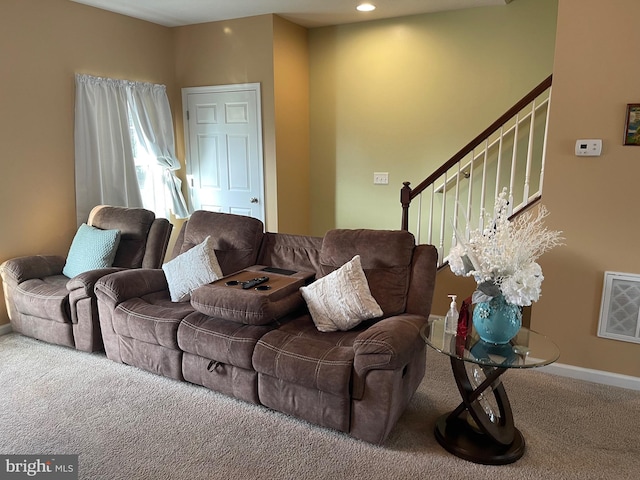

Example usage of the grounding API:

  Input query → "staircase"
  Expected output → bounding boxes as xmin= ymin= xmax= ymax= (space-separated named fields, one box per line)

xmin=400 ymin=75 xmax=553 ymax=268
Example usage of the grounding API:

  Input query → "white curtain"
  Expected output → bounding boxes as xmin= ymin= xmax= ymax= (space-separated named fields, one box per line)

xmin=74 ymin=74 xmax=143 ymax=225
xmin=74 ymin=74 xmax=189 ymax=225
xmin=127 ymin=83 xmax=189 ymax=218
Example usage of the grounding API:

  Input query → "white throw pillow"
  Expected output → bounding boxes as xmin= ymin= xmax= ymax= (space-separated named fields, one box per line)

xmin=162 ymin=236 xmax=223 ymax=302
xmin=300 ymin=255 xmax=383 ymax=332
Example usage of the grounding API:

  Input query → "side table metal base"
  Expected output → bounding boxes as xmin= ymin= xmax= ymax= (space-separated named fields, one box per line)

xmin=420 ymin=319 xmax=560 ymax=466
xmin=434 ymin=414 xmax=525 ymax=465
xmin=436 ymin=357 xmax=526 ymax=464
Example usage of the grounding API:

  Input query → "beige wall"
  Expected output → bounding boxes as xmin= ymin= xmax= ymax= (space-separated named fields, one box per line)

xmin=308 ymin=0 xmax=558 ymax=236
xmin=533 ymin=0 xmax=640 ymax=376
xmin=0 ymin=0 xmax=175 ymax=325
xmin=273 ymin=17 xmax=311 ymax=235
xmin=173 ymin=15 xmax=278 ymax=232
xmin=173 ymin=15 xmax=310 ymax=235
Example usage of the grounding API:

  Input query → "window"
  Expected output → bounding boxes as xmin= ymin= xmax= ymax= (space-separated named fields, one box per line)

xmin=129 ymin=115 xmax=172 ymax=219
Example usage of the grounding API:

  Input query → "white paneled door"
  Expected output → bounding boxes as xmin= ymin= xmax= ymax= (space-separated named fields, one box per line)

xmin=182 ymin=83 xmax=264 ymax=222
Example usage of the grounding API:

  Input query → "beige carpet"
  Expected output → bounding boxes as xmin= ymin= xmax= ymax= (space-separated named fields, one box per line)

xmin=1 ymin=332 xmax=639 ymax=479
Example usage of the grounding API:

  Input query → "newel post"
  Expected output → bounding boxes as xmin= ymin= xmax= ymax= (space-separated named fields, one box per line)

xmin=400 ymin=181 xmax=412 ymax=231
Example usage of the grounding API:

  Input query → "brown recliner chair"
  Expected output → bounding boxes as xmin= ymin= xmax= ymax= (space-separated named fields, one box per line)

xmin=94 ymin=210 xmax=265 ymax=381
xmin=0 ymin=205 xmax=172 ymax=352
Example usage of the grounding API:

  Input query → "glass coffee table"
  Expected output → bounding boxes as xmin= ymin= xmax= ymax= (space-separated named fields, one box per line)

xmin=421 ymin=316 xmax=560 ymax=465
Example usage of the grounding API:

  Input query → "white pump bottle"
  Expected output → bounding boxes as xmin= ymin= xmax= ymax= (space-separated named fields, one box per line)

xmin=444 ymin=294 xmax=459 ymax=334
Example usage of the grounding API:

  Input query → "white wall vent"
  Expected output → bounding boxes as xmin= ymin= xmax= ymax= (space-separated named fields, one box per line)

xmin=598 ymin=271 xmax=640 ymax=344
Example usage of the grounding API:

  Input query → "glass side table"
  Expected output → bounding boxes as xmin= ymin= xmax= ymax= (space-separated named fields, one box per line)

xmin=421 ymin=316 xmax=560 ymax=465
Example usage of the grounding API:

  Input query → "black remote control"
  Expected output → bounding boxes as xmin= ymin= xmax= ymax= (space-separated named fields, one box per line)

xmin=241 ymin=276 xmax=269 ymax=289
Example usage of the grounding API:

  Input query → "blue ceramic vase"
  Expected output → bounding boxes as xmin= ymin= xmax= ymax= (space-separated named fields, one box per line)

xmin=472 ymin=294 xmax=522 ymax=344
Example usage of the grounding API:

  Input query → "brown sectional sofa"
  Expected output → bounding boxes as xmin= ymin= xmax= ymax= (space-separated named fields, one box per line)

xmin=95 ymin=210 xmax=438 ymax=444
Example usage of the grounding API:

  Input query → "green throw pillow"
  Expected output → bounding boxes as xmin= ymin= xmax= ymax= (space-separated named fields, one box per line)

xmin=62 ymin=223 xmax=121 ymax=278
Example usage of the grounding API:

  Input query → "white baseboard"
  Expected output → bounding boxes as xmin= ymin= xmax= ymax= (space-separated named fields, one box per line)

xmin=540 ymin=362 xmax=640 ymax=391
xmin=0 ymin=323 xmax=13 ymax=336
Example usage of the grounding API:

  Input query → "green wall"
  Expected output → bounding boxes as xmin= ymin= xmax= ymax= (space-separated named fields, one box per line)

xmin=308 ymin=0 xmax=558 ymax=236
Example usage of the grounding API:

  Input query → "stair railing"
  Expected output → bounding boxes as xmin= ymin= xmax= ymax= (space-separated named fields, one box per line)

xmin=401 ymin=75 xmax=552 ymax=267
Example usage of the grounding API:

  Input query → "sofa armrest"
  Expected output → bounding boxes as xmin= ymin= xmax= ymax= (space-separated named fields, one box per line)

xmin=94 ymin=268 xmax=168 ymax=305
xmin=0 ymin=255 xmax=65 ymax=284
xmin=353 ymin=313 xmax=427 ymax=375
xmin=67 ymin=268 xmax=128 ymax=326
xmin=351 ymin=313 xmax=428 ymax=400
xmin=67 ymin=267 xmax=127 ymax=297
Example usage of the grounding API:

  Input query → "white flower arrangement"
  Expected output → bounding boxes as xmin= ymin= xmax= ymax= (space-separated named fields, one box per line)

xmin=445 ymin=189 xmax=563 ymax=307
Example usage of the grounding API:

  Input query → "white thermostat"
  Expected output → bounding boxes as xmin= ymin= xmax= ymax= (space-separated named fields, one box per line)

xmin=575 ymin=139 xmax=602 ymax=156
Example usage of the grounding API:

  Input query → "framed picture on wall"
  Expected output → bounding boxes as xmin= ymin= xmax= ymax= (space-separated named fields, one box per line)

xmin=623 ymin=104 xmax=640 ymax=145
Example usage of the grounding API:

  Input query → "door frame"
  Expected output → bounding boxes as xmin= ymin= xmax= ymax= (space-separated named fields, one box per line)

xmin=181 ymin=82 xmax=265 ymax=221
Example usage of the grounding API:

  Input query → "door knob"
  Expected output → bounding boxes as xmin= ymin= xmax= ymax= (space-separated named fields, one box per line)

xmin=250 ymin=197 xmax=259 ymax=204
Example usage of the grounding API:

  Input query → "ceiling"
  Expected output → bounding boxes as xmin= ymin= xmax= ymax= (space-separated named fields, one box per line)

xmin=70 ymin=0 xmax=510 ymax=28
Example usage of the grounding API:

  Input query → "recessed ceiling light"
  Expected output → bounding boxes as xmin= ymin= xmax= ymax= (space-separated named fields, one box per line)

xmin=356 ymin=3 xmax=376 ymax=12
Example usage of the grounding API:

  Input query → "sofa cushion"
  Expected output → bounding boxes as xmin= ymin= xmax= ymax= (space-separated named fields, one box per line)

xmin=62 ymin=223 xmax=121 ymax=278
xmin=273 ymin=312 xmax=372 ymax=343
xmin=111 ymin=294 xmax=195 ymax=349
xmin=253 ymin=325 xmax=355 ymax=398
xmin=162 ymin=236 xmax=222 ymax=302
xmin=300 ymin=255 xmax=382 ymax=332
xmin=319 ymin=229 xmax=415 ymax=316
xmin=177 ymin=312 xmax=273 ymax=370
xmin=178 ymin=211 xmax=264 ymax=275
xmin=12 ymin=275 xmax=70 ymax=323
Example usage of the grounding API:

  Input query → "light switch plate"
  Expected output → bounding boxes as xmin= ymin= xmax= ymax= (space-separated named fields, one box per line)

xmin=373 ymin=172 xmax=389 ymax=185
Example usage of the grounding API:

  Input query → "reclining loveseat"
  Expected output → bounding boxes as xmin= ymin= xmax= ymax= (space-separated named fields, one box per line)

xmin=94 ymin=210 xmax=437 ymax=444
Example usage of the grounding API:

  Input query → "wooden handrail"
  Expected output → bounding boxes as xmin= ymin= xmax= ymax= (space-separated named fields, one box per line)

xmin=401 ymin=74 xmax=552 ymax=231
